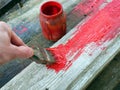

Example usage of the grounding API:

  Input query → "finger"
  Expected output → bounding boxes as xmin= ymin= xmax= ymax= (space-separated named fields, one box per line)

xmin=0 ymin=21 xmax=11 ymax=37
xmin=11 ymin=31 xmax=25 ymax=46
xmin=0 ymin=21 xmax=25 ymax=46
xmin=10 ymin=44 xmax=34 ymax=59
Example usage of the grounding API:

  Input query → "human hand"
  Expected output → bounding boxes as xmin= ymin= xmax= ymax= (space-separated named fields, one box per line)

xmin=0 ymin=21 xmax=33 ymax=64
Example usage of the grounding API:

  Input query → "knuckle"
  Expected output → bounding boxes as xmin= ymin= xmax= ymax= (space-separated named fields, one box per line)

xmin=0 ymin=21 xmax=11 ymax=35
xmin=0 ymin=21 xmax=7 ymax=27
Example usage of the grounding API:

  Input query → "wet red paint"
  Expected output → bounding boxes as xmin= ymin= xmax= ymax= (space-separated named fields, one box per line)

xmin=46 ymin=0 xmax=120 ymax=72
xmin=20 ymin=26 xmax=28 ymax=34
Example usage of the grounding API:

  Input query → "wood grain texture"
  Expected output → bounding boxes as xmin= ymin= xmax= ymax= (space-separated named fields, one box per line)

xmin=1 ymin=20 xmax=120 ymax=90
xmin=0 ymin=0 xmax=84 ymax=88
xmin=0 ymin=0 xmax=23 ymax=16
xmin=1 ymin=0 xmax=120 ymax=89
xmin=0 ymin=0 xmax=42 ymax=21
xmin=0 ymin=0 xmax=12 ymax=9
xmin=87 ymin=52 xmax=120 ymax=90
xmin=7 ymin=0 xmax=81 ymax=43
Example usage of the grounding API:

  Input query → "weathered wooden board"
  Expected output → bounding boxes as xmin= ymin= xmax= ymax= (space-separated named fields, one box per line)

xmin=1 ymin=0 xmax=120 ymax=90
xmin=1 ymin=33 xmax=120 ymax=90
xmin=0 ymin=0 xmax=12 ymax=9
xmin=0 ymin=0 xmax=45 ymax=21
xmin=0 ymin=0 xmax=89 ymax=87
xmin=87 ymin=52 xmax=120 ymax=90
xmin=1 ymin=18 xmax=120 ymax=90
xmin=0 ymin=0 xmax=22 ymax=16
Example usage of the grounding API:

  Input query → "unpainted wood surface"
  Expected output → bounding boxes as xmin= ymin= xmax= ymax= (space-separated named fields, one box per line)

xmin=87 ymin=52 xmax=120 ymax=90
xmin=0 ymin=0 xmax=25 ymax=16
xmin=0 ymin=0 xmax=45 ymax=21
xmin=0 ymin=0 xmax=12 ymax=9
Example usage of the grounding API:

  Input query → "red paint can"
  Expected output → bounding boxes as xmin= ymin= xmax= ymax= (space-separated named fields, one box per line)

xmin=40 ymin=1 xmax=66 ymax=41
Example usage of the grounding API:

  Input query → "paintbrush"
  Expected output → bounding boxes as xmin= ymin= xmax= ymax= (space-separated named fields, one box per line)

xmin=29 ymin=42 xmax=55 ymax=65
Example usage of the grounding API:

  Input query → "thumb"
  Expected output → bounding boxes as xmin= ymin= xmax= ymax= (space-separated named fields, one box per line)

xmin=11 ymin=45 xmax=34 ymax=59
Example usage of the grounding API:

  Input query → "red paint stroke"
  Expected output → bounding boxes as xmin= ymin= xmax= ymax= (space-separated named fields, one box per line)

xmin=46 ymin=0 xmax=120 ymax=72
xmin=19 ymin=26 xmax=28 ymax=34
xmin=72 ymin=0 xmax=105 ymax=16
xmin=13 ymin=26 xmax=28 ymax=34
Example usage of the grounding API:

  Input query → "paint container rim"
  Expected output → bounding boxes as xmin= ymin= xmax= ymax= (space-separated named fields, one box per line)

xmin=40 ymin=1 xmax=63 ymax=18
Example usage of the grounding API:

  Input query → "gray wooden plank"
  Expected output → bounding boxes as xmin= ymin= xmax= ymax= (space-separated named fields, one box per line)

xmin=1 ymin=22 xmax=120 ymax=90
xmin=86 ymin=52 xmax=120 ymax=90
xmin=0 ymin=0 xmax=84 ymax=88
xmin=0 ymin=0 xmax=12 ymax=9
xmin=0 ymin=0 xmax=23 ymax=16
xmin=0 ymin=0 xmax=48 ymax=21
xmin=1 ymin=0 xmax=120 ymax=89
